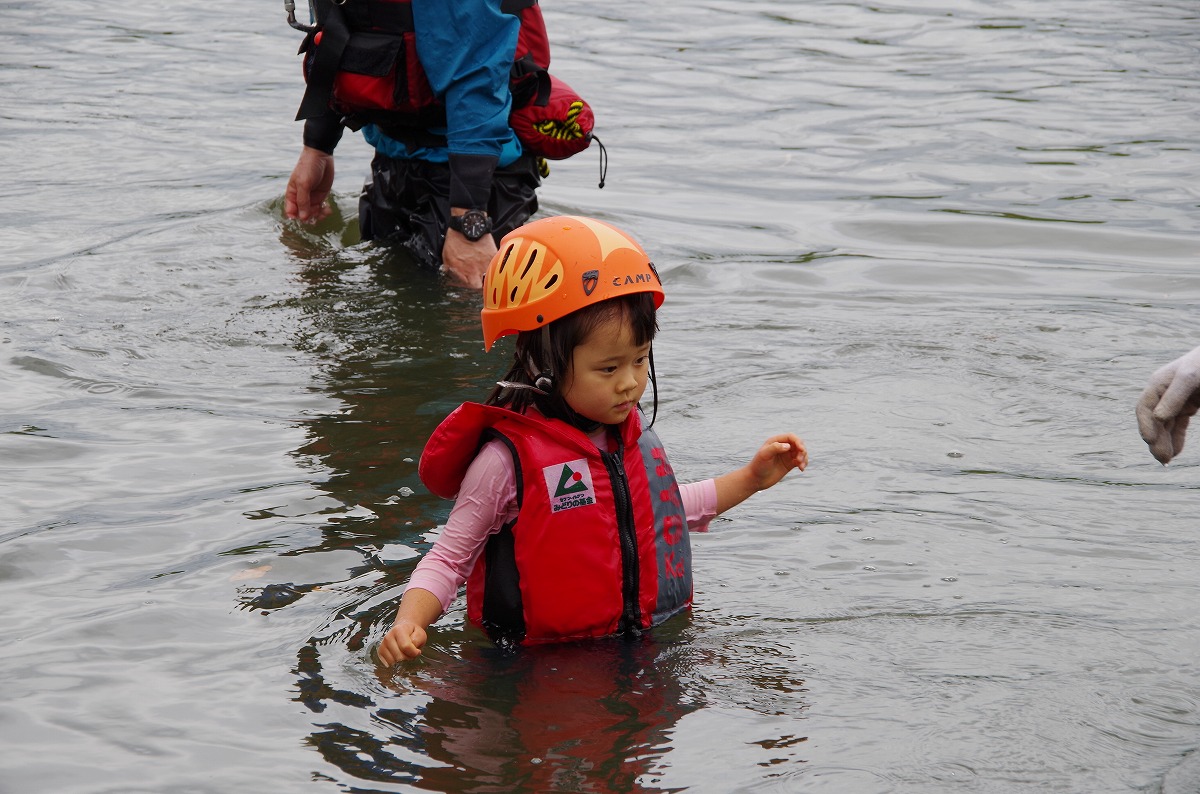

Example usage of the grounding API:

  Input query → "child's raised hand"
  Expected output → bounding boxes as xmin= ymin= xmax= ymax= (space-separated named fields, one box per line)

xmin=747 ymin=433 xmax=808 ymax=490
xmin=714 ymin=433 xmax=808 ymax=515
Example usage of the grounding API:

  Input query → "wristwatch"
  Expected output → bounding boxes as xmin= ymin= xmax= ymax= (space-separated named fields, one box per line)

xmin=447 ymin=209 xmax=493 ymax=242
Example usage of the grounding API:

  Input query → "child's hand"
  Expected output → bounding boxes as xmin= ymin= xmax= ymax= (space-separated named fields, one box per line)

xmin=377 ymin=620 xmax=428 ymax=665
xmin=747 ymin=433 xmax=808 ymax=490
xmin=376 ymin=587 xmax=442 ymax=666
xmin=714 ymin=433 xmax=808 ymax=515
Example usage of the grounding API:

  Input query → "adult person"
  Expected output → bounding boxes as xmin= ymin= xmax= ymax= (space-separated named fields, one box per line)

xmin=1136 ymin=345 xmax=1200 ymax=464
xmin=284 ymin=0 xmax=546 ymax=287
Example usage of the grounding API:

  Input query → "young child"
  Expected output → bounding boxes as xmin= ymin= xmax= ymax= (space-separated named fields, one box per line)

xmin=377 ymin=216 xmax=807 ymax=664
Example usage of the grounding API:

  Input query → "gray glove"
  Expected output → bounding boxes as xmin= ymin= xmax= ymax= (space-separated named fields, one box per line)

xmin=1136 ymin=345 xmax=1200 ymax=464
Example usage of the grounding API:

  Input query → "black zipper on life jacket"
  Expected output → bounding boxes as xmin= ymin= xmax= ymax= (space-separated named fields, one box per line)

xmin=602 ymin=446 xmax=642 ymax=637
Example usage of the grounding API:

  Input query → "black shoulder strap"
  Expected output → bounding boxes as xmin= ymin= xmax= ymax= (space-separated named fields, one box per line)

xmin=481 ymin=427 xmax=524 ymax=509
xmin=477 ymin=428 xmax=526 ymax=649
xmin=342 ymin=1 xmax=414 ymax=31
xmin=295 ymin=0 xmax=351 ymax=121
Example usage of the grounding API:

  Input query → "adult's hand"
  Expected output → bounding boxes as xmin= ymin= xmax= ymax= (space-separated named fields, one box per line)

xmin=284 ymin=146 xmax=335 ymax=224
xmin=442 ymin=229 xmax=497 ymax=289
xmin=1136 ymin=345 xmax=1200 ymax=464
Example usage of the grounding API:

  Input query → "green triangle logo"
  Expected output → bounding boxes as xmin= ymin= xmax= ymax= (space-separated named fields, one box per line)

xmin=555 ymin=464 xmax=588 ymax=496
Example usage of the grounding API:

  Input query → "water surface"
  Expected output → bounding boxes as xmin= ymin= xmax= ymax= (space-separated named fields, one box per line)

xmin=3 ymin=1 xmax=1199 ymax=791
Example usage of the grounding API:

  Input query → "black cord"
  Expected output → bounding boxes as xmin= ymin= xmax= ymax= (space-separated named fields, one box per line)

xmin=593 ymin=134 xmax=608 ymax=189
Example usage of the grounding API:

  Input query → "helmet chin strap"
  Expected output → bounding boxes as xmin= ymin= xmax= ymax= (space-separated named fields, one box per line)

xmin=646 ymin=346 xmax=658 ymax=428
xmin=494 ymin=379 xmax=549 ymax=395
xmin=496 ymin=327 xmax=555 ymax=396
xmin=534 ymin=326 xmax=555 ymax=391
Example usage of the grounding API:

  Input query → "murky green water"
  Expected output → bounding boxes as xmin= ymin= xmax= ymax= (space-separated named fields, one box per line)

xmin=3 ymin=1 xmax=1199 ymax=791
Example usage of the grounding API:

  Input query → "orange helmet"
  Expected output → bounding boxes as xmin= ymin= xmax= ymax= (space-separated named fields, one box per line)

xmin=481 ymin=215 xmax=664 ymax=350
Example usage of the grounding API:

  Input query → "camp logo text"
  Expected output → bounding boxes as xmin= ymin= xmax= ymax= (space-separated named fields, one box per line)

xmin=612 ymin=271 xmax=657 ymax=287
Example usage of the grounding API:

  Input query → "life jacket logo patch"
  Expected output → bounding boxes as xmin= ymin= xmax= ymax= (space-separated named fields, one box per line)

xmin=543 ymin=459 xmax=595 ymax=512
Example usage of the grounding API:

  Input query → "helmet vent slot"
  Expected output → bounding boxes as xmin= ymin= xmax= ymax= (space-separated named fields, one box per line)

xmin=521 ymin=249 xmax=538 ymax=278
xmin=498 ymin=244 xmax=515 ymax=273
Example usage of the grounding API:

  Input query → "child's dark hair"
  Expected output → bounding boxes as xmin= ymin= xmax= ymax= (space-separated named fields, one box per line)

xmin=486 ymin=292 xmax=659 ymax=428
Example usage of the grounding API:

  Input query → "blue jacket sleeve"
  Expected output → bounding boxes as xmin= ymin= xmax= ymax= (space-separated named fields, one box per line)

xmin=412 ymin=0 xmax=520 ymax=209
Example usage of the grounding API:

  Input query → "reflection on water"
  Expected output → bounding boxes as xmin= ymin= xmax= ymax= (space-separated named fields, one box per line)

xmin=3 ymin=0 xmax=1200 ymax=792
xmin=301 ymin=630 xmax=706 ymax=793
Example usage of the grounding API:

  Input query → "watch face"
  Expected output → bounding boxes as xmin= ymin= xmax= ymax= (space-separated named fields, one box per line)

xmin=455 ymin=210 xmax=492 ymax=241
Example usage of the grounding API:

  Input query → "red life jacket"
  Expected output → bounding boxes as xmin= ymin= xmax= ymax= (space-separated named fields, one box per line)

xmin=420 ymin=403 xmax=693 ymax=647
xmin=295 ymin=0 xmax=593 ymax=159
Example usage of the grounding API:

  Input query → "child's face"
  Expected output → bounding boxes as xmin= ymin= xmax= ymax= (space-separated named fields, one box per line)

xmin=560 ymin=314 xmax=651 ymax=427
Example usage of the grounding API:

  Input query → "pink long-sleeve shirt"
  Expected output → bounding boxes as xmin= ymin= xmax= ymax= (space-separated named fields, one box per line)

xmin=407 ymin=434 xmax=718 ymax=611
